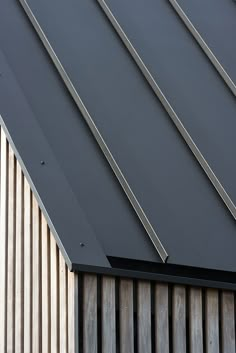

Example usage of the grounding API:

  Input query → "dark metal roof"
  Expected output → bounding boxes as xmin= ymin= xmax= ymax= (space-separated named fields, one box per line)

xmin=1 ymin=0 xmax=236 ymax=286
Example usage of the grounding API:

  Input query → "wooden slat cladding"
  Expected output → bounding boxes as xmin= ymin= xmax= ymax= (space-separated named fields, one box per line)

xmin=0 ymin=126 xmax=236 ymax=353
xmin=0 ymin=127 xmax=79 ymax=353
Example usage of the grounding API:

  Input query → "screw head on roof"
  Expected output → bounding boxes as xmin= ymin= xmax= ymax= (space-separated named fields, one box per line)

xmin=80 ymin=242 xmax=85 ymax=247
xmin=40 ymin=160 xmax=45 ymax=165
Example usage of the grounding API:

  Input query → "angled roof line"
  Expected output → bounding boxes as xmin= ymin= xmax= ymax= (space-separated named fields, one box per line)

xmin=96 ymin=0 xmax=236 ymax=221
xmin=168 ymin=0 xmax=236 ymax=96
xmin=18 ymin=0 xmax=168 ymax=262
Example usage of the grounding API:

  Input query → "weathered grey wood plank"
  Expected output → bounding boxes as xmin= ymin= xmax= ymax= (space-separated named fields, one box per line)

xmin=189 ymin=288 xmax=203 ymax=353
xmin=205 ymin=289 xmax=219 ymax=353
xmin=119 ymin=279 xmax=134 ymax=353
xmin=137 ymin=281 xmax=151 ymax=353
xmin=83 ymin=274 xmax=97 ymax=353
xmin=59 ymin=251 xmax=68 ymax=353
xmin=24 ymin=178 xmax=32 ymax=353
xmin=155 ymin=283 xmax=169 ymax=353
xmin=41 ymin=216 xmax=50 ymax=353
xmin=102 ymin=276 xmax=116 ymax=353
xmin=50 ymin=234 xmax=59 ymax=352
xmin=0 ymin=129 xmax=8 ymax=353
xmin=173 ymin=285 xmax=186 ymax=353
xmin=15 ymin=161 xmax=24 ymax=353
xmin=32 ymin=196 xmax=41 ymax=353
xmin=221 ymin=291 xmax=235 ymax=353
xmin=68 ymin=271 xmax=79 ymax=353
xmin=7 ymin=145 xmax=16 ymax=353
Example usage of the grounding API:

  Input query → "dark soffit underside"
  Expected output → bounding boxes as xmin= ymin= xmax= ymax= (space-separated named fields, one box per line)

xmin=0 ymin=0 xmax=236 ymax=280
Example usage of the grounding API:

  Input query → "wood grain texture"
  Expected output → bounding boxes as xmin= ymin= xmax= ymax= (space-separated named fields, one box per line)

xmin=24 ymin=178 xmax=32 ymax=353
xmin=50 ymin=234 xmax=59 ymax=352
xmin=119 ymin=279 xmax=134 ymax=353
xmin=0 ymin=129 xmax=8 ymax=353
xmin=32 ymin=196 xmax=41 ymax=353
xmin=173 ymin=285 xmax=186 ymax=353
xmin=189 ymin=288 xmax=203 ymax=353
xmin=155 ymin=283 xmax=169 ymax=353
xmin=102 ymin=276 xmax=116 ymax=353
xmin=137 ymin=281 xmax=151 ymax=353
xmin=221 ymin=291 xmax=235 ymax=353
xmin=41 ymin=216 xmax=50 ymax=353
xmin=68 ymin=271 xmax=79 ymax=353
xmin=7 ymin=145 xmax=16 ymax=353
xmin=60 ymin=251 xmax=68 ymax=353
xmin=83 ymin=274 xmax=97 ymax=353
xmin=205 ymin=289 xmax=220 ymax=353
xmin=15 ymin=161 xmax=24 ymax=353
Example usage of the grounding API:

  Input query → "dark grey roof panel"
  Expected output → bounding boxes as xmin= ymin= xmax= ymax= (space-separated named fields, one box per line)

xmin=1 ymin=0 xmax=236 ymax=274
xmin=170 ymin=0 xmax=236 ymax=93
xmin=104 ymin=0 xmax=236 ymax=214
xmin=18 ymin=0 xmax=236 ymax=272
xmin=0 ymin=0 xmax=162 ymax=266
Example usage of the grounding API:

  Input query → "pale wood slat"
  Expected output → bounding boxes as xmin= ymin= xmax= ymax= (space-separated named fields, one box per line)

xmin=68 ymin=271 xmax=79 ymax=353
xmin=120 ymin=279 xmax=134 ymax=353
xmin=60 ymin=252 xmax=68 ymax=353
xmin=32 ymin=196 xmax=41 ymax=353
xmin=24 ymin=178 xmax=32 ymax=353
xmin=50 ymin=234 xmax=59 ymax=352
xmin=7 ymin=145 xmax=16 ymax=353
xmin=0 ymin=129 xmax=8 ymax=353
xmin=41 ymin=216 xmax=50 ymax=353
xmin=221 ymin=291 xmax=235 ymax=353
xmin=189 ymin=288 xmax=203 ymax=353
xmin=83 ymin=274 xmax=97 ymax=353
xmin=15 ymin=162 xmax=24 ymax=353
xmin=173 ymin=285 xmax=186 ymax=353
xmin=155 ymin=284 xmax=169 ymax=353
xmin=137 ymin=281 xmax=151 ymax=353
xmin=102 ymin=276 xmax=116 ymax=353
xmin=205 ymin=289 xmax=220 ymax=353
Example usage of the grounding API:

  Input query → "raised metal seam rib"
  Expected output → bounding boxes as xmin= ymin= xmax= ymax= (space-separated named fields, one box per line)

xmin=168 ymin=0 xmax=236 ymax=97
xmin=96 ymin=0 xmax=236 ymax=220
xmin=18 ymin=0 xmax=168 ymax=262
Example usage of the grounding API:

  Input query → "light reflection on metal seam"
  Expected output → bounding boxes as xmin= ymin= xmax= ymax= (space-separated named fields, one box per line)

xmin=96 ymin=0 xmax=236 ymax=222
xmin=18 ymin=0 xmax=168 ymax=262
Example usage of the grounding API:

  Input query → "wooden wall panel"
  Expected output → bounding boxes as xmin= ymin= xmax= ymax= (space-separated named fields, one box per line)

xmin=101 ymin=276 xmax=116 ymax=353
xmin=221 ymin=291 xmax=235 ymax=353
xmin=0 ymin=129 xmax=8 ymax=353
xmin=0 ymin=128 xmax=79 ymax=353
xmin=189 ymin=288 xmax=203 ymax=353
xmin=119 ymin=279 xmax=134 ymax=353
xmin=206 ymin=289 xmax=220 ymax=353
xmin=155 ymin=284 xmax=169 ymax=353
xmin=7 ymin=145 xmax=16 ymax=353
xmin=83 ymin=274 xmax=98 ymax=353
xmin=137 ymin=281 xmax=152 ymax=353
xmin=173 ymin=285 xmax=186 ymax=353
xmin=15 ymin=161 xmax=24 ymax=353
xmin=41 ymin=215 xmax=50 ymax=353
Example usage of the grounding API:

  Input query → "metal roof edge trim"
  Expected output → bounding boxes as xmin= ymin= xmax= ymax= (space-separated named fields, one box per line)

xmin=71 ymin=261 xmax=236 ymax=291
xmin=0 ymin=115 xmax=72 ymax=271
